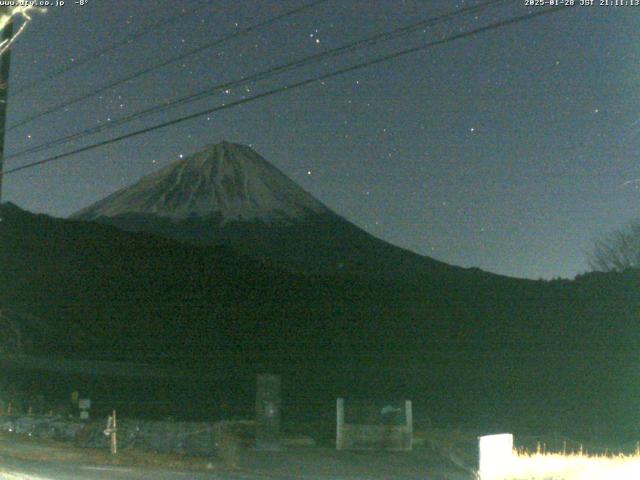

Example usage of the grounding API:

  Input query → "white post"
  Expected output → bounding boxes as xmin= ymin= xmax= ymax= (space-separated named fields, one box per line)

xmin=478 ymin=433 xmax=513 ymax=479
xmin=336 ymin=398 xmax=344 ymax=451
xmin=103 ymin=410 xmax=118 ymax=455
xmin=405 ymin=400 xmax=413 ymax=451
xmin=110 ymin=410 xmax=117 ymax=455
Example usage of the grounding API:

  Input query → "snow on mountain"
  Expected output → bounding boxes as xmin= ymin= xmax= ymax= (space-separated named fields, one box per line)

xmin=71 ymin=140 xmax=463 ymax=277
xmin=73 ymin=141 xmax=331 ymax=224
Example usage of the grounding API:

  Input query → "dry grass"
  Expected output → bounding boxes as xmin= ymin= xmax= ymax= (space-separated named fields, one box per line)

xmin=485 ymin=449 xmax=640 ymax=480
xmin=417 ymin=428 xmax=640 ymax=479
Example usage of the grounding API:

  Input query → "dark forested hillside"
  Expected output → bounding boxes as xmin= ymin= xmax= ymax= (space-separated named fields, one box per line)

xmin=2 ymin=202 xmax=640 ymax=438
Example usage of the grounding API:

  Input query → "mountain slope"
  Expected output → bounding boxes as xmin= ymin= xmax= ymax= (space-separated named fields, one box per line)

xmin=71 ymin=141 xmax=462 ymax=277
xmin=16 ymin=142 xmax=640 ymax=437
xmin=4 ymin=203 xmax=640 ymax=436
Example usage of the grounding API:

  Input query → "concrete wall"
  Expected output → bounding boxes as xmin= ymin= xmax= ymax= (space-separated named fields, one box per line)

xmin=339 ymin=423 xmax=412 ymax=450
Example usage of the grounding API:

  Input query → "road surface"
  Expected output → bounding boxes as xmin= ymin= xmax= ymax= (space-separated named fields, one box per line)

xmin=0 ymin=454 xmax=266 ymax=480
xmin=0 ymin=431 xmax=469 ymax=479
xmin=0 ymin=453 xmax=470 ymax=480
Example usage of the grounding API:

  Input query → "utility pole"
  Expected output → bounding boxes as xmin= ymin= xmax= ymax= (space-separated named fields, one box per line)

xmin=0 ymin=11 xmax=13 ymax=203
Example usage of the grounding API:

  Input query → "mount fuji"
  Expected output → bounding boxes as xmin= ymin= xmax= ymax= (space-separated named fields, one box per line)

xmin=3 ymin=143 xmax=637 ymax=434
xmin=72 ymin=141 xmax=470 ymax=278
xmin=73 ymin=141 xmax=330 ymax=225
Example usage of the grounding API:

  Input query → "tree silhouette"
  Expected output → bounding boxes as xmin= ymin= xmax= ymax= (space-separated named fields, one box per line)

xmin=589 ymin=221 xmax=640 ymax=272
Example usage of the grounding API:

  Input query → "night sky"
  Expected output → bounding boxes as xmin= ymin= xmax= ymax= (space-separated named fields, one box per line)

xmin=2 ymin=0 xmax=639 ymax=279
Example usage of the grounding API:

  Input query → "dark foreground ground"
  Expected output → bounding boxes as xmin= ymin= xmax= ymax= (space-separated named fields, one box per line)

xmin=0 ymin=432 xmax=472 ymax=480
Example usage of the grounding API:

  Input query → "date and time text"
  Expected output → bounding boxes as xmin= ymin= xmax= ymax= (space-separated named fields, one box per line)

xmin=526 ymin=0 xmax=640 ymax=6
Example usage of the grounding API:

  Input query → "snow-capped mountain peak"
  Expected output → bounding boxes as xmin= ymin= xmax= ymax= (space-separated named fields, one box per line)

xmin=73 ymin=141 xmax=331 ymax=224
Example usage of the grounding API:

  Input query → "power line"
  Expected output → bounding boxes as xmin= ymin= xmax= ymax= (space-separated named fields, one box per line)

xmin=13 ymin=0 xmax=212 ymax=97
xmin=7 ymin=0 xmax=330 ymax=132
xmin=5 ymin=0 xmax=512 ymax=162
xmin=0 ymin=5 xmax=570 ymax=179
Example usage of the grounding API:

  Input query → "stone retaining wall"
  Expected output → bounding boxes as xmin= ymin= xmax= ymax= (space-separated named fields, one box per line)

xmin=0 ymin=415 xmax=254 ymax=457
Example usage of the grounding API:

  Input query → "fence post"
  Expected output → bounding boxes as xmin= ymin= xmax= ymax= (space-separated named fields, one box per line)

xmin=104 ymin=410 xmax=118 ymax=455
xmin=405 ymin=400 xmax=413 ymax=451
xmin=111 ymin=410 xmax=117 ymax=454
xmin=336 ymin=398 xmax=344 ymax=451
